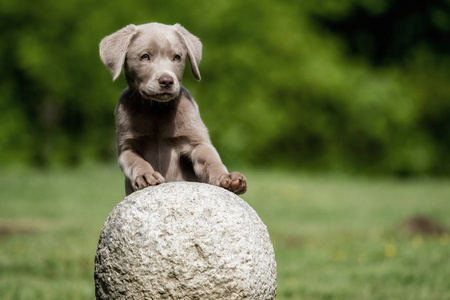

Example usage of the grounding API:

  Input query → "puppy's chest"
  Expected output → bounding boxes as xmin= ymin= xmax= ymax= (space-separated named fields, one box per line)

xmin=130 ymin=111 xmax=189 ymax=146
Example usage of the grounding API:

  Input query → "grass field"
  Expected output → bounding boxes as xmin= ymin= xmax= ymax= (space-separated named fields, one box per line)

xmin=0 ymin=164 xmax=449 ymax=299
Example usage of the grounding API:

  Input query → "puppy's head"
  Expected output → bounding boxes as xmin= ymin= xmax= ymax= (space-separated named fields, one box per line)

xmin=100 ymin=23 xmax=202 ymax=102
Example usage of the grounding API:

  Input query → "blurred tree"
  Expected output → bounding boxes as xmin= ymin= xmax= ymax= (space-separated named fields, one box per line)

xmin=0 ymin=0 xmax=449 ymax=176
xmin=310 ymin=0 xmax=450 ymax=175
xmin=311 ymin=0 xmax=450 ymax=65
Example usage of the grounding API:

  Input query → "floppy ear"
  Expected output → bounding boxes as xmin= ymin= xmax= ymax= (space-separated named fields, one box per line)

xmin=99 ymin=24 xmax=138 ymax=81
xmin=174 ymin=24 xmax=202 ymax=81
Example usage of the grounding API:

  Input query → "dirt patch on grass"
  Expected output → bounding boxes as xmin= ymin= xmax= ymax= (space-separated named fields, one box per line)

xmin=0 ymin=223 xmax=37 ymax=236
xmin=402 ymin=216 xmax=446 ymax=236
xmin=279 ymin=234 xmax=303 ymax=247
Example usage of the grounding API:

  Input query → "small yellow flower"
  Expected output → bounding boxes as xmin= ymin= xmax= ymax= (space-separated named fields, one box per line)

xmin=287 ymin=197 xmax=299 ymax=203
xmin=412 ymin=234 xmax=423 ymax=248
xmin=357 ymin=253 xmax=367 ymax=265
xmin=440 ymin=233 xmax=449 ymax=246
xmin=385 ymin=244 xmax=396 ymax=258
xmin=332 ymin=250 xmax=347 ymax=261
xmin=286 ymin=277 xmax=297 ymax=287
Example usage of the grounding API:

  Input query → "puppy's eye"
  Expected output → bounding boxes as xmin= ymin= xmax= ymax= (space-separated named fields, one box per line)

xmin=140 ymin=54 xmax=150 ymax=61
xmin=173 ymin=54 xmax=181 ymax=61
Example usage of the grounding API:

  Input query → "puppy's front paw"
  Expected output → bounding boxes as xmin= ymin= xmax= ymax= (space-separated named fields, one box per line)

xmin=219 ymin=171 xmax=247 ymax=194
xmin=133 ymin=171 xmax=165 ymax=191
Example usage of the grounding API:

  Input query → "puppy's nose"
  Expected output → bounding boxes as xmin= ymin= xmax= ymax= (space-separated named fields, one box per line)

xmin=158 ymin=75 xmax=174 ymax=89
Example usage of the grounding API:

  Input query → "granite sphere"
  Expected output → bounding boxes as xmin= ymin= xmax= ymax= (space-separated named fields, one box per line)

xmin=94 ymin=182 xmax=276 ymax=299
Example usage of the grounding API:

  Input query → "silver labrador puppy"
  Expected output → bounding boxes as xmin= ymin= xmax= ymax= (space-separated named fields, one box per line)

xmin=100 ymin=23 xmax=247 ymax=195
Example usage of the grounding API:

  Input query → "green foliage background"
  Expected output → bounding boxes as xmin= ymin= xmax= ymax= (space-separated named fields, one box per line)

xmin=1 ymin=0 xmax=449 ymax=175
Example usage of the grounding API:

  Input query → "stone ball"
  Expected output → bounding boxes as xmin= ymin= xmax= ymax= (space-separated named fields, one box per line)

xmin=94 ymin=182 xmax=277 ymax=300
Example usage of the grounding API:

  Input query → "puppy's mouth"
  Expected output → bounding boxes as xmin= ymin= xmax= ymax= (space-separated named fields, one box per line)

xmin=140 ymin=91 xmax=177 ymax=102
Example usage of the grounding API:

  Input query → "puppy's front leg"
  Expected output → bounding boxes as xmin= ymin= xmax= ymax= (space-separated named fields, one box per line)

xmin=190 ymin=143 xmax=247 ymax=194
xmin=118 ymin=149 xmax=165 ymax=193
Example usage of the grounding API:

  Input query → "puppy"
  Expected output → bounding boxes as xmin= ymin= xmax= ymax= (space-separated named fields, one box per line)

xmin=100 ymin=23 xmax=247 ymax=195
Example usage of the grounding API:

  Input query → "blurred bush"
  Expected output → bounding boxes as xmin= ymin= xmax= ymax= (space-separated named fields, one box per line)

xmin=0 ymin=0 xmax=449 ymax=175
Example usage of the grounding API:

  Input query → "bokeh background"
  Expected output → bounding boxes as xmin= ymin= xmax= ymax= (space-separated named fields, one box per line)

xmin=1 ymin=0 xmax=450 ymax=175
xmin=1 ymin=0 xmax=450 ymax=299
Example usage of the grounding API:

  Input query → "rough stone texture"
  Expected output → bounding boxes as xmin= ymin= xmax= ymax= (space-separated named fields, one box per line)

xmin=94 ymin=182 xmax=277 ymax=300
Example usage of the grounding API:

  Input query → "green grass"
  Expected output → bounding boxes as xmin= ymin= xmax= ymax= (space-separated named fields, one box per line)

xmin=0 ymin=165 xmax=449 ymax=299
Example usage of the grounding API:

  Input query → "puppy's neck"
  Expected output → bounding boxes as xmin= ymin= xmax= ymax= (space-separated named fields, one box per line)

xmin=122 ymin=87 xmax=182 ymax=113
